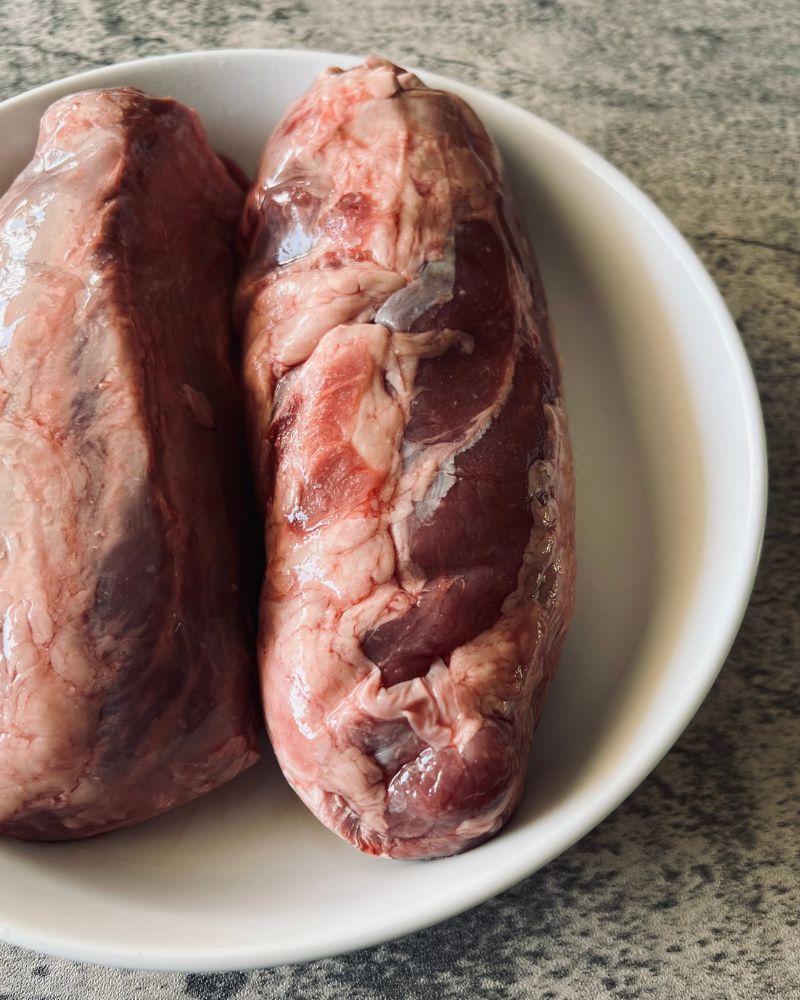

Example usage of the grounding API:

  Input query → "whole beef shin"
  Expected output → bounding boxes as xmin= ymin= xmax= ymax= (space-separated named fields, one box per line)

xmin=237 ymin=59 xmax=576 ymax=859
xmin=0 ymin=88 xmax=259 ymax=840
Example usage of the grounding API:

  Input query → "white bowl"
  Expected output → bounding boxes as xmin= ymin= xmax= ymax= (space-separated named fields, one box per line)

xmin=0 ymin=49 xmax=766 ymax=971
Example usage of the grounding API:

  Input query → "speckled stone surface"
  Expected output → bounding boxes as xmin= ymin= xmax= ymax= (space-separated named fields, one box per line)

xmin=0 ymin=1 xmax=797 ymax=997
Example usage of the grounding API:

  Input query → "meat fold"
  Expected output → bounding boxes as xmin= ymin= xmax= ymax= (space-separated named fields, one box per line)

xmin=0 ymin=88 xmax=259 ymax=840
xmin=237 ymin=59 xmax=576 ymax=859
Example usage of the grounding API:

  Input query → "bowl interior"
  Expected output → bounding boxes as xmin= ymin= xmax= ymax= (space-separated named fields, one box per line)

xmin=0 ymin=50 xmax=765 ymax=970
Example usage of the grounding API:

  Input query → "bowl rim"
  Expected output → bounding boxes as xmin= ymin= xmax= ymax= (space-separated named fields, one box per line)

xmin=0 ymin=47 xmax=768 ymax=971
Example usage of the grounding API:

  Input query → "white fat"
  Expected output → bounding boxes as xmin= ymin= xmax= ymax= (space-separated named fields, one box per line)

xmin=349 ymin=662 xmax=467 ymax=751
xmin=374 ymin=251 xmax=455 ymax=332
xmin=392 ymin=326 xmax=474 ymax=360
xmin=414 ymin=455 xmax=457 ymax=522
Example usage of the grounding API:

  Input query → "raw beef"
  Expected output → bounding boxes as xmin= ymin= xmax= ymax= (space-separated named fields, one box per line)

xmin=0 ymin=88 xmax=259 ymax=840
xmin=237 ymin=59 xmax=575 ymax=859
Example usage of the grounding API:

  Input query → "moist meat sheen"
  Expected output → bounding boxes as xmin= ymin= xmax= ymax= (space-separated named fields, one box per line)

xmin=0 ymin=88 xmax=259 ymax=840
xmin=237 ymin=59 xmax=576 ymax=859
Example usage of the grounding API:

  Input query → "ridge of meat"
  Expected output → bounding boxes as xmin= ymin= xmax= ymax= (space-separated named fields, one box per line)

xmin=238 ymin=59 xmax=575 ymax=858
xmin=0 ymin=88 xmax=259 ymax=839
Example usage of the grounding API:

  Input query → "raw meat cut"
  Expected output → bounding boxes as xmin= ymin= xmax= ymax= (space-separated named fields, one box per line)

xmin=0 ymin=88 xmax=259 ymax=840
xmin=237 ymin=59 xmax=575 ymax=859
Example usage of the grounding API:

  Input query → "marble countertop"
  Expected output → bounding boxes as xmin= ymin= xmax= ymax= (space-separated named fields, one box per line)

xmin=1 ymin=1 xmax=797 ymax=997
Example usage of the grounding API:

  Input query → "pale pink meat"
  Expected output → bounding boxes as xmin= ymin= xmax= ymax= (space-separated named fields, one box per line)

xmin=0 ymin=89 xmax=259 ymax=839
xmin=238 ymin=59 xmax=575 ymax=859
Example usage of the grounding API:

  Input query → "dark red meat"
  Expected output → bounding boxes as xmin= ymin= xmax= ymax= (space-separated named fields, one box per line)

xmin=0 ymin=88 xmax=259 ymax=840
xmin=237 ymin=59 xmax=575 ymax=859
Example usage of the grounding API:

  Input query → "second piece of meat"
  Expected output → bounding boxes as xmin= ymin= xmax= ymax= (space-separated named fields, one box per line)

xmin=237 ymin=59 xmax=576 ymax=859
xmin=0 ymin=88 xmax=259 ymax=840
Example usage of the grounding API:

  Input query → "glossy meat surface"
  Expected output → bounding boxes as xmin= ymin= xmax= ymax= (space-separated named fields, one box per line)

xmin=0 ymin=88 xmax=259 ymax=839
xmin=238 ymin=60 xmax=575 ymax=858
